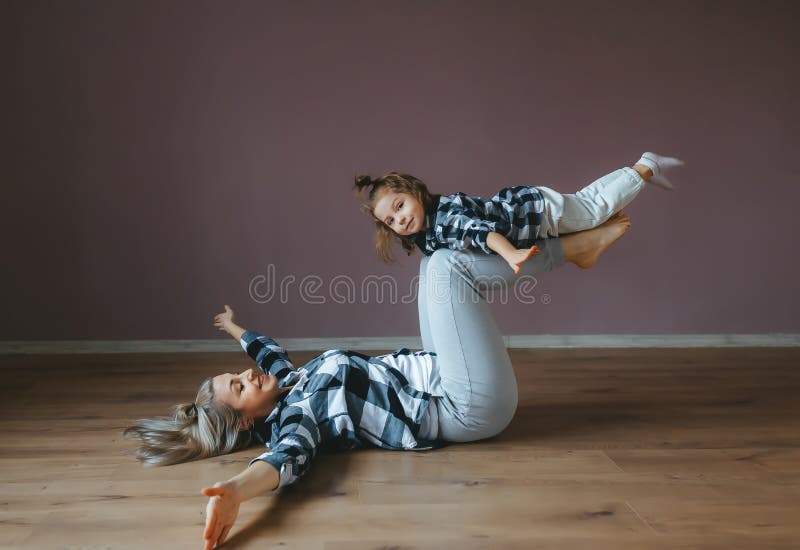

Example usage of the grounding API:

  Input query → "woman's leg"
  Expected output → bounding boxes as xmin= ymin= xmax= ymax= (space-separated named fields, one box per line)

xmin=421 ymin=238 xmax=566 ymax=442
xmin=420 ymin=216 xmax=632 ymax=442
xmin=417 ymin=238 xmax=565 ymax=354
xmin=419 ymin=214 xmax=632 ymax=352
xmin=537 ymin=167 xmax=646 ymax=236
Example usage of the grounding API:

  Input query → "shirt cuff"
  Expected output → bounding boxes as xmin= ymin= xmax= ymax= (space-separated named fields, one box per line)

xmin=472 ymin=227 xmax=494 ymax=254
xmin=248 ymin=454 xmax=290 ymax=491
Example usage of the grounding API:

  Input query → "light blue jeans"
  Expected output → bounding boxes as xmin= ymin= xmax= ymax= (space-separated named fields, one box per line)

xmin=537 ymin=167 xmax=646 ymax=237
xmin=417 ymin=238 xmax=565 ymax=443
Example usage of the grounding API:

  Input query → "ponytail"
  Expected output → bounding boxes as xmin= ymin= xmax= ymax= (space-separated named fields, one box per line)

xmin=123 ymin=377 xmax=253 ymax=466
xmin=353 ymin=174 xmax=374 ymax=192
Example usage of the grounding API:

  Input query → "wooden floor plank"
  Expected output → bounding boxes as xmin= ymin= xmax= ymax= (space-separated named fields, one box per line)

xmin=1 ymin=347 xmax=798 ymax=548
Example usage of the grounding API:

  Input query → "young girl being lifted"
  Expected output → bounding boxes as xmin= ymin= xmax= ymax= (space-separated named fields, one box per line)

xmin=355 ymin=151 xmax=684 ymax=273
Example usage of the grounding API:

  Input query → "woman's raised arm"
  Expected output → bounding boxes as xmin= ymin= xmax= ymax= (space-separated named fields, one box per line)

xmin=213 ymin=305 xmax=296 ymax=377
xmin=213 ymin=304 xmax=246 ymax=341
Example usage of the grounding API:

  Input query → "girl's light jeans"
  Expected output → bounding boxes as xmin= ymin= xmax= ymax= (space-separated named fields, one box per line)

xmin=417 ymin=238 xmax=564 ymax=442
xmin=537 ymin=167 xmax=646 ymax=236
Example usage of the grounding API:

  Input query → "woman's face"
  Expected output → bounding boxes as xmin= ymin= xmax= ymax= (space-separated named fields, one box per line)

xmin=212 ymin=367 xmax=282 ymax=426
xmin=373 ymin=190 xmax=426 ymax=236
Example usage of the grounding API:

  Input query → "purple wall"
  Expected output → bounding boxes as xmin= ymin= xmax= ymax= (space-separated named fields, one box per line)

xmin=2 ymin=0 xmax=798 ymax=340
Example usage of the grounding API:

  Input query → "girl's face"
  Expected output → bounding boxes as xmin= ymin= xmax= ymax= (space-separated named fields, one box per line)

xmin=373 ymin=190 xmax=426 ymax=236
xmin=212 ymin=367 xmax=282 ymax=428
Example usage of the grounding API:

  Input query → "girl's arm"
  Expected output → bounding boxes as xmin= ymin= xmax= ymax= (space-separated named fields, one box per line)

xmin=435 ymin=201 xmax=498 ymax=254
xmin=487 ymin=232 xmax=540 ymax=275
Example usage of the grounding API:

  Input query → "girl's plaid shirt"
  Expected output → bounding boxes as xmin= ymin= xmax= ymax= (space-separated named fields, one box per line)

xmin=413 ymin=186 xmax=546 ymax=255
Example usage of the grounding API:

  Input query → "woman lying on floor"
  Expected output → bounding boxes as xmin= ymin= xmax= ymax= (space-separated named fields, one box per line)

xmin=124 ymin=213 xmax=631 ymax=550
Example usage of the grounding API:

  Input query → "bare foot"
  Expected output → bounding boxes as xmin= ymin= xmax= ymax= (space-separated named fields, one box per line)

xmin=562 ymin=212 xmax=632 ymax=269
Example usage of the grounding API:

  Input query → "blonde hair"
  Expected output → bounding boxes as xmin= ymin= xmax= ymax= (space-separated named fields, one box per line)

xmin=353 ymin=171 xmax=436 ymax=263
xmin=123 ymin=377 xmax=253 ymax=467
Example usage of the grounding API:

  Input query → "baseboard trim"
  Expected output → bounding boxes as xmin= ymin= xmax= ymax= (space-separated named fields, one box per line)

xmin=1 ymin=334 xmax=798 ymax=354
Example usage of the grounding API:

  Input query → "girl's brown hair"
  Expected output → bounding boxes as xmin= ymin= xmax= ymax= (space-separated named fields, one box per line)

xmin=353 ymin=171 xmax=435 ymax=262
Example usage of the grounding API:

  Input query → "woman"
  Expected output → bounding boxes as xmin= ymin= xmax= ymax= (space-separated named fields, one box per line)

xmin=124 ymin=213 xmax=630 ymax=550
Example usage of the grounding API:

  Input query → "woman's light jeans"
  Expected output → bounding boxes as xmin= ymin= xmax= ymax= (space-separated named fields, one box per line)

xmin=417 ymin=238 xmax=564 ymax=442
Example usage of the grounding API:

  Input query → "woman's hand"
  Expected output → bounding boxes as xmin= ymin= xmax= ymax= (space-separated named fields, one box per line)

xmin=202 ymin=481 xmax=241 ymax=549
xmin=505 ymin=245 xmax=540 ymax=275
xmin=213 ymin=305 xmax=236 ymax=332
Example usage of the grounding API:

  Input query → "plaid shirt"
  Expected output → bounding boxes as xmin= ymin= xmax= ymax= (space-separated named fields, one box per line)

xmin=413 ymin=187 xmax=546 ymax=255
xmin=240 ymin=331 xmax=446 ymax=491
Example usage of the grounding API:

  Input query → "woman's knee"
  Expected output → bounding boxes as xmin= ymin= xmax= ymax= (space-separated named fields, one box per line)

xmin=425 ymin=249 xmax=476 ymax=292
xmin=425 ymin=248 xmax=456 ymax=275
xmin=480 ymin=381 xmax=519 ymax=437
xmin=427 ymin=248 xmax=478 ymax=272
xmin=439 ymin=385 xmax=519 ymax=442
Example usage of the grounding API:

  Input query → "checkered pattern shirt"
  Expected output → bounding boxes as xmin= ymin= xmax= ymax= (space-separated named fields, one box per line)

xmin=413 ymin=187 xmax=546 ymax=255
xmin=240 ymin=331 xmax=445 ymax=491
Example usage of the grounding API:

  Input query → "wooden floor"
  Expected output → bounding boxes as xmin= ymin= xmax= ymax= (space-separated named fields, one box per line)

xmin=1 ymin=347 xmax=799 ymax=549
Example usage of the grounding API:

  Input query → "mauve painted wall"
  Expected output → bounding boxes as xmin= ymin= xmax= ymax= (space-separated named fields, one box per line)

xmin=2 ymin=0 xmax=798 ymax=340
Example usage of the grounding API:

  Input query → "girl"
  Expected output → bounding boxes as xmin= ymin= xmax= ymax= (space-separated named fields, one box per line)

xmin=354 ymin=151 xmax=683 ymax=273
xmin=123 ymin=216 xmax=631 ymax=550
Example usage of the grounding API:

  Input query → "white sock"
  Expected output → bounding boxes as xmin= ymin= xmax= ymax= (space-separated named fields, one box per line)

xmin=636 ymin=152 xmax=685 ymax=190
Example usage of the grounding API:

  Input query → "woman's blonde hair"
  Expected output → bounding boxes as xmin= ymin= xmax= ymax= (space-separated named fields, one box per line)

xmin=123 ymin=377 xmax=253 ymax=467
xmin=353 ymin=171 xmax=436 ymax=263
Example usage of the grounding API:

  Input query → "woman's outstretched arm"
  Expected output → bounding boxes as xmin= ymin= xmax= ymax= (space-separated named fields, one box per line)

xmin=201 ymin=461 xmax=280 ymax=549
xmin=201 ymin=412 xmax=318 ymax=548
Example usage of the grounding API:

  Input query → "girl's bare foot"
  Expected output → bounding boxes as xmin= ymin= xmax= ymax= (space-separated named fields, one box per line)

xmin=561 ymin=212 xmax=632 ymax=269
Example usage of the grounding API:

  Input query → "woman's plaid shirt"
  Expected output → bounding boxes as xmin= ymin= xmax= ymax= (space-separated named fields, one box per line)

xmin=240 ymin=331 xmax=445 ymax=491
xmin=413 ymin=187 xmax=546 ymax=255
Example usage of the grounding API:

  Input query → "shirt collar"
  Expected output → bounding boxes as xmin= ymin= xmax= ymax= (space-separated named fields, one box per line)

xmin=262 ymin=370 xmax=302 ymax=423
xmin=426 ymin=194 xmax=441 ymax=215
xmin=415 ymin=195 xmax=440 ymax=237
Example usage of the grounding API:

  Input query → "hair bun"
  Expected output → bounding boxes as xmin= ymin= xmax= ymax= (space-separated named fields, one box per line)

xmin=354 ymin=174 xmax=373 ymax=190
